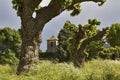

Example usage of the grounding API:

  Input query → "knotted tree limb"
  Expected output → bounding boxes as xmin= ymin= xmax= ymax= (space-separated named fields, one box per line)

xmin=73 ymin=27 xmax=108 ymax=67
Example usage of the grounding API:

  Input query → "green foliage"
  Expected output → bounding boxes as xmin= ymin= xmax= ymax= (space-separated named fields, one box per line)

xmin=68 ymin=19 xmax=101 ymax=57
xmin=83 ymin=19 xmax=100 ymax=38
xmin=69 ymin=19 xmax=100 ymax=48
xmin=57 ymin=19 xmax=107 ymax=63
xmin=88 ymin=19 xmax=101 ymax=25
xmin=70 ymin=3 xmax=81 ymax=16
xmin=98 ymin=0 xmax=106 ymax=6
xmin=86 ymin=41 xmax=104 ymax=60
xmin=40 ymin=52 xmax=59 ymax=61
xmin=99 ymin=46 xmax=120 ymax=60
xmin=0 ymin=27 xmax=21 ymax=65
xmin=0 ymin=60 xmax=120 ymax=80
xmin=57 ymin=21 xmax=77 ymax=62
xmin=60 ymin=0 xmax=73 ymax=6
xmin=83 ymin=60 xmax=120 ymax=80
xmin=0 ymin=49 xmax=18 ymax=65
xmin=12 ymin=0 xmax=21 ymax=10
xmin=106 ymin=23 xmax=120 ymax=47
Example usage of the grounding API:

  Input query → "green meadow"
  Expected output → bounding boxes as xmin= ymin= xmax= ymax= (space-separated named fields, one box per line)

xmin=0 ymin=59 xmax=120 ymax=80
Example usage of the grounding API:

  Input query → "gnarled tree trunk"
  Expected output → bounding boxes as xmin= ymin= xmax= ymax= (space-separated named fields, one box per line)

xmin=73 ymin=50 xmax=85 ymax=67
xmin=17 ymin=16 xmax=43 ymax=74
xmin=16 ymin=0 xmax=65 ymax=74
xmin=73 ymin=28 xmax=108 ymax=67
xmin=17 ymin=27 xmax=42 ymax=74
xmin=15 ymin=0 xmax=106 ymax=74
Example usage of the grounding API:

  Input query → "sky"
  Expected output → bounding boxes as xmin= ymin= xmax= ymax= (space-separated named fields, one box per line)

xmin=0 ymin=0 xmax=120 ymax=51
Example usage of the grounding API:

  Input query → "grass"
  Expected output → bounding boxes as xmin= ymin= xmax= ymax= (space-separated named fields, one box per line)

xmin=0 ymin=59 xmax=120 ymax=80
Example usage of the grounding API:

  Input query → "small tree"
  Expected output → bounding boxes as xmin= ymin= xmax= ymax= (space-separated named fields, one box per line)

xmin=57 ymin=21 xmax=77 ymax=62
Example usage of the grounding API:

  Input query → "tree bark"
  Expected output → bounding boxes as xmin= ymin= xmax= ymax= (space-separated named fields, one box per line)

xmin=17 ymin=17 xmax=43 ymax=74
xmin=73 ymin=28 xmax=108 ymax=67
xmin=16 ymin=1 xmax=43 ymax=74
xmin=73 ymin=50 xmax=85 ymax=67
xmin=16 ymin=0 xmax=65 ymax=74
xmin=17 ymin=36 xmax=39 ymax=74
xmin=16 ymin=0 xmax=106 ymax=74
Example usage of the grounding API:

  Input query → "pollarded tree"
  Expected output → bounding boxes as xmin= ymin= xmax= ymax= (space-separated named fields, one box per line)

xmin=69 ymin=19 xmax=108 ymax=67
xmin=58 ymin=19 xmax=106 ymax=62
xmin=12 ymin=0 xmax=106 ymax=74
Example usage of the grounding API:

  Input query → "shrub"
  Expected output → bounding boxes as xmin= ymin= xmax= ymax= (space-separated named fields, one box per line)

xmin=0 ymin=49 xmax=18 ymax=65
xmin=99 ymin=46 xmax=120 ymax=60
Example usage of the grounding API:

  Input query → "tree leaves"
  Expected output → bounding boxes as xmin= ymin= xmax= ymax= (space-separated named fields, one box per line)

xmin=98 ymin=0 xmax=106 ymax=6
xmin=0 ymin=27 xmax=21 ymax=58
xmin=106 ymin=23 xmax=120 ymax=47
xmin=70 ymin=3 xmax=81 ymax=16
xmin=12 ymin=0 xmax=21 ymax=10
xmin=57 ymin=21 xmax=77 ymax=61
xmin=60 ymin=0 xmax=73 ymax=6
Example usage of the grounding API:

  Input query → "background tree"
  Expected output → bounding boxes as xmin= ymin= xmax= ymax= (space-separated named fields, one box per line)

xmin=99 ymin=23 xmax=120 ymax=60
xmin=99 ymin=46 xmax=120 ymax=60
xmin=86 ymin=41 xmax=104 ymax=60
xmin=106 ymin=23 xmax=120 ymax=47
xmin=0 ymin=27 xmax=21 ymax=65
xmin=57 ymin=21 xmax=77 ymax=62
xmin=12 ymin=0 xmax=106 ymax=74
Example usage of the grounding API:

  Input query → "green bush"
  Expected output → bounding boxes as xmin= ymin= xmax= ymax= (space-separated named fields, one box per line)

xmin=0 ymin=49 xmax=18 ymax=65
xmin=0 ymin=27 xmax=21 ymax=65
xmin=99 ymin=46 xmax=120 ymax=60
xmin=86 ymin=41 xmax=103 ymax=60
xmin=40 ymin=52 xmax=59 ymax=61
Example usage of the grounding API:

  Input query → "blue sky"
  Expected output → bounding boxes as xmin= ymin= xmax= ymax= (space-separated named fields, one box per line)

xmin=0 ymin=0 xmax=120 ymax=51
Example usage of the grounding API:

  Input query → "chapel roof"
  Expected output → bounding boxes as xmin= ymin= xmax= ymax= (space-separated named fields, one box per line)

xmin=47 ymin=35 xmax=58 ymax=41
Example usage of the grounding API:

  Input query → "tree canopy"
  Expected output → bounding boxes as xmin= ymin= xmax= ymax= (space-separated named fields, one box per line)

xmin=0 ymin=27 xmax=21 ymax=56
xmin=0 ymin=27 xmax=21 ymax=65
xmin=106 ymin=23 xmax=120 ymax=47
xmin=57 ymin=21 xmax=77 ymax=61
xmin=12 ymin=0 xmax=106 ymax=17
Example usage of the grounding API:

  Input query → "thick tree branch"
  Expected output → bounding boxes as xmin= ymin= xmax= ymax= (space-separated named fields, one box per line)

xmin=73 ymin=27 xmax=108 ymax=67
xmin=67 ymin=0 xmax=105 ymax=10
xmin=35 ymin=0 xmax=65 ymax=30
xmin=17 ymin=0 xmax=43 ymax=26
xmin=35 ymin=0 xmax=104 ymax=27
xmin=79 ymin=27 xmax=108 ymax=52
xmin=71 ymin=25 xmax=85 ymax=51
